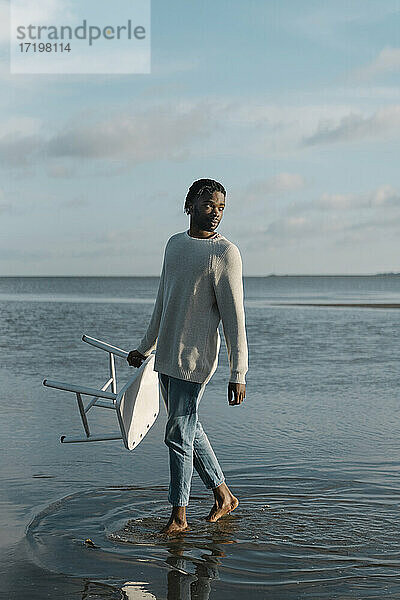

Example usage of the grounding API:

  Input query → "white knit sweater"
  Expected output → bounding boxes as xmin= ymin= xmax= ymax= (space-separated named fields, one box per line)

xmin=136 ymin=231 xmax=248 ymax=384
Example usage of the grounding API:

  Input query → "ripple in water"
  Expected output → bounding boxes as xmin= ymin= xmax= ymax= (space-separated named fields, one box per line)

xmin=25 ymin=475 xmax=400 ymax=598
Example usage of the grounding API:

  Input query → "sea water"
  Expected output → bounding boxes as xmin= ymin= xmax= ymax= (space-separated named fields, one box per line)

xmin=1 ymin=275 xmax=400 ymax=599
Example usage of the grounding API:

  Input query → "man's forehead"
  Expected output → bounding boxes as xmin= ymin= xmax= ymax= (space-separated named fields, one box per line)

xmin=200 ymin=191 xmax=225 ymax=203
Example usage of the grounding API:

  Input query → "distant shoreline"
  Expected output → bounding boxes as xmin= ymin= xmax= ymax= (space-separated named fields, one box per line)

xmin=0 ymin=273 xmax=399 ymax=278
xmin=273 ymin=303 xmax=400 ymax=309
xmin=265 ymin=273 xmax=400 ymax=278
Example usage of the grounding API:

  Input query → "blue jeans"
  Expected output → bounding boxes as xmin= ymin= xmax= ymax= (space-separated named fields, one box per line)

xmin=158 ymin=373 xmax=225 ymax=507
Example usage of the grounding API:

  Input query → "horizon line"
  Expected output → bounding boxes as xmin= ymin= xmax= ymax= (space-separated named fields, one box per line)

xmin=0 ymin=272 xmax=399 ymax=278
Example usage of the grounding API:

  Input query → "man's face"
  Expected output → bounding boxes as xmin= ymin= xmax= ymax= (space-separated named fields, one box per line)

xmin=190 ymin=191 xmax=225 ymax=232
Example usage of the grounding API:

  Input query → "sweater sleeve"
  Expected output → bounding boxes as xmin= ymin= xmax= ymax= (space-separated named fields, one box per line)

xmin=212 ymin=244 xmax=248 ymax=384
xmin=136 ymin=257 xmax=165 ymax=356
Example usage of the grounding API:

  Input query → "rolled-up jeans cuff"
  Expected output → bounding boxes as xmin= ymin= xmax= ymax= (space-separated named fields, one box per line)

xmin=210 ymin=477 xmax=225 ymax=490
xmin=168 ymin=490 xmax=189 ymax=506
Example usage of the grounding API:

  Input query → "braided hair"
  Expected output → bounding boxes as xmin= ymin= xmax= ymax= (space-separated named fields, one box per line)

xmin=184 ymin=179 xmax=226 ymax=214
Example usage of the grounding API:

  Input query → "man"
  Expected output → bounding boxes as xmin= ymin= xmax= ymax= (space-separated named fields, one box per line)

xmin=127 ymin=178 xmax=248 ymax=535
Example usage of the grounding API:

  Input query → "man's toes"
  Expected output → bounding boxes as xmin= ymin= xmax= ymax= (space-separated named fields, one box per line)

xmin=205 ymin=506 xmax=218 ymax=522
xmin=206 ymin=499 xmax=238 ymax=522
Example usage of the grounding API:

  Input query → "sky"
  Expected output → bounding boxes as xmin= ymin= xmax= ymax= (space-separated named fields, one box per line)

xmin=1 ymin=0 xmax=400 ymax=275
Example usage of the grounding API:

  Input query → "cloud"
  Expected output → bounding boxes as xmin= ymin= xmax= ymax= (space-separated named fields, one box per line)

xmin=152 ymin=57 xmax=200 ymax=77
xmin=285 ymin=185 xmax=400 ymax=219
xmin=0 ymin=132 xmax=44 ymax=167
xmin=244 ymin=173 xmax=305 ymax=199
xmin=304 ymin=105 xmax=400 ymax=145
xmin=46 ymin=102 xmax=214 ymax=161
xmin=353 ymin=47 xmax=400 ymax=81
xmin=0 ymin=100 xmax=395 ymax=174
xmin=0 ymin=0 xmax=9 ymax=44
xmin=0 ymin=115 xmax=42 ymax=137
xmin=0 ymin=187 xmax=89 ymax=216
xmin=0 ymin=99 xmax=360 ymax=174
xmin=61 ymin=195 xmax=88 ymax=208
xmin=0 ymin=102 xmax=217 ymax=168
xmin=46 ymin=164 xmax=77 ymax=179
xmin=0 ymin=116 xmax=43 ymax=167
xmin=220 ymin=102 xmax=356 ymax=156
xmin=314 ymin=185 xmax=400 ymax=211
xmin=10 ymin=0 xmax=72 ymax=28
xmin=0 ymin=187 xmax=13 ymax=214
xmin=265 ymin=215 xmax=314 ymax=239
xmin=1 ymin=0 xmax=71 ymax=45
xmin=259 ymin=214 xmax=350 ymax=245
xmin=257 ymin=183 xmax=400 ymax=248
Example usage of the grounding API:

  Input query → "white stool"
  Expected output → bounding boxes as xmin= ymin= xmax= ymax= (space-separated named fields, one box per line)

xmin=43 ymin=335 xmax=159 ymax=450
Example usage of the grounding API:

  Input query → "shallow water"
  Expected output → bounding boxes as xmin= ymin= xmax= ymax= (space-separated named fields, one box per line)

xmin=1 ymin=276 xmax=400 ymax=599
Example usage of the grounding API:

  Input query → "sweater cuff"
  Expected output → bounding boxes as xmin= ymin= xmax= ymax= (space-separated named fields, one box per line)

xmin=229 ymin=370 xmax=246 ymax=385
xmin=136 ymin=341 xmax=153 ymax=357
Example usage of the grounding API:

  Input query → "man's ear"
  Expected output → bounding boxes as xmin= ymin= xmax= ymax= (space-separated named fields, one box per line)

xmin=185 ymin=204 xmax=193 ymax=215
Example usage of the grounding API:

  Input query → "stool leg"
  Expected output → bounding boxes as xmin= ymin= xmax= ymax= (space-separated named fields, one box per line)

xmin=109 ymin=353 xmax=117 ymax=395
xmin=76 ymin=392 xmax=90 ymax=437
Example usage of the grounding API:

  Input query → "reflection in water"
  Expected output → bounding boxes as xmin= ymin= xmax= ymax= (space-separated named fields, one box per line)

xmin=121 ymin=582 xmax=157 ymax=600
xmin=77 ymin=515 xmax=238 ymax=599
xmin=82 ymin=580 xmax=158 ymax=599
xmin=166 ymin=545 xmax=213 ymax=600
xmin=82 ymin=580 xmax=124 ymax=599
xmin=163 ymin=520 xmax=235 ymax=600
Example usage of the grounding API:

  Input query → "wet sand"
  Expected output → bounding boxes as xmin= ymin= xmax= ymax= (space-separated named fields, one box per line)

xmin=274 ymin=303 xmax=400 ymax=309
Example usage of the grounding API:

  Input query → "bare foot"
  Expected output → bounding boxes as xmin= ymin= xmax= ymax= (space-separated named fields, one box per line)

xmin=160 ymin=519 xmax=189 ymax=535
xmin=206 ymin=482 xmax=239 ymax=522
xmin=160 ymin=506 xmax=189 ymax=535
xmin=206 ymin=496 xmax=238 ymax=522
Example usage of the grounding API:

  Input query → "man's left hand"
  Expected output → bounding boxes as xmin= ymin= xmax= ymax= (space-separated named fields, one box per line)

xmin=228 ymin=382 xmax=246 ymax=406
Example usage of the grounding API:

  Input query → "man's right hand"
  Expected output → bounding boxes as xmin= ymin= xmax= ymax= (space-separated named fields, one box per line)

xmin=228 ymin=382 xmax=246 ymax=406
xmin=127 ymin=349 xmax=147 ymax=368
